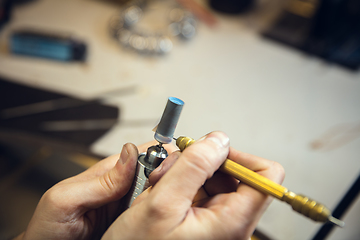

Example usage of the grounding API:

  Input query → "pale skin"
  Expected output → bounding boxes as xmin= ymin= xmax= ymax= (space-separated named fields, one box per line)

xmin=14 ymin=131 xmax=285 ymax=240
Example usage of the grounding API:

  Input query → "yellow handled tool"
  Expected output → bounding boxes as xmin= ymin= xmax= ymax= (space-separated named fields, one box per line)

xmin=175 ymin=136 xmax=344 ymax=227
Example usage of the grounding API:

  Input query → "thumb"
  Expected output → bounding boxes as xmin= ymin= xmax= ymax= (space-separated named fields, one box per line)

xmin=68 ymin=143 xmax=138 ymax=209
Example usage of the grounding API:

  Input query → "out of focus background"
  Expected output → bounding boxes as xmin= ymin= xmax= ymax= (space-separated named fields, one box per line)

xmin=0 ymin=0 xmax=359 ymax=239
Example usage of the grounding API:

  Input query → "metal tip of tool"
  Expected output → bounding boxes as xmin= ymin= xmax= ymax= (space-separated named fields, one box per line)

xmin=328 ymin=216 xmax=345 ymax=228
xmin=173 ymin=137 xmax=177 ymax=140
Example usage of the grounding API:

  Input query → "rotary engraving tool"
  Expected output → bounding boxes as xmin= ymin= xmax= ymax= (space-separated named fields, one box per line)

xmin=175 ymin=136 xmax=345 ymax=228
xmin=122 ymin=97 xmax=184 ymax=208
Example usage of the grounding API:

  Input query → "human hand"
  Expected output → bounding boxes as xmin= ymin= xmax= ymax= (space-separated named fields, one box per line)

xmin=102 ymin=131 xmax=285 ymax=240
xmin=19 ymin=141 xmax=176 ymax=240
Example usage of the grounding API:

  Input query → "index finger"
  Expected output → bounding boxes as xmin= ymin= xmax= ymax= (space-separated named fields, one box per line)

xmin=144 ymin=132 xmax=230 ymax=220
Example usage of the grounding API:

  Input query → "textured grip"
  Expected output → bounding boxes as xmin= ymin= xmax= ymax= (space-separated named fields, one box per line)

xmin=176 ymin=136 xmax=195 ymax=151
xmin=283 ymin=192 xmax=331 ymax=222
xmin=122 ymin=153 xmax=150 ymax=208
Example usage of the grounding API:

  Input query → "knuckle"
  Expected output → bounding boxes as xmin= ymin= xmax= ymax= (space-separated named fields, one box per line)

xmin=41 ymin=185 xmax=66 ymax=209
xmin=99 ymin=171 xmax=115 ymax=193
xmin=145 ymin=195 xmax=174 ymax=219
xmin=180 ymin=135 xmax=230 ymax=180
xmin=184 ymin=148 xmax=215 ymax=179
xmin=271 ymin=161 xmax=286 ymax=183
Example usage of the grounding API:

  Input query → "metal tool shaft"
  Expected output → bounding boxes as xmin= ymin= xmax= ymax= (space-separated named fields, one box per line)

xmin=123 ymin=145 xmax=168 ymax=208
xmin=122 ymin=153 xmax=150 ymax=208
xmin=175 ymin=136 xmax=344 ymax=227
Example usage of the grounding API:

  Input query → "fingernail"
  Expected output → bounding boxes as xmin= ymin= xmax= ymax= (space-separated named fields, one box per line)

xmin=119 ymin=144 xmax=129 ymax=164
xmin=152 ymin=151 xmax=180 ymax=174
xmin=197 ymin=131 xmax=213 ymax=142
xmin=205 ymin=132 xmax=230 ymax=148
xmin=197 ymin=135 xmax=206 ymax=142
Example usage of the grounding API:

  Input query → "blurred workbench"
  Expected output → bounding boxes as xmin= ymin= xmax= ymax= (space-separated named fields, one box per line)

xmin=0 ymin=0 xmax=359 ymax=239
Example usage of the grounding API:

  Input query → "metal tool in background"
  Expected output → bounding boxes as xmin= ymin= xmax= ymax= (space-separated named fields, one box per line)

xmin=109 ymin=0 xmax=197 ymax=55
xmin=175 ymin=136 xmax=345 ymax=228
xmin=122 ymin=97 xmax=184 ymax=208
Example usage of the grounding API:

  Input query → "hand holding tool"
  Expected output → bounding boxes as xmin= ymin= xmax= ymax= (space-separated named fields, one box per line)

xmin=175 ymin=136 xmax=345 ymax=228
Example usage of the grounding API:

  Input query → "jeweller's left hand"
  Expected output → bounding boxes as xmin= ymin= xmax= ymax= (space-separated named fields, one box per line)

xmin=17 ymin=141 xmax=177 ymax=240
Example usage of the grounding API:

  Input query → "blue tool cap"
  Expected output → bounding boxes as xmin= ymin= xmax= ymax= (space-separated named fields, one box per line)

xmin=154 ymin=97 xmax=184 ymax=144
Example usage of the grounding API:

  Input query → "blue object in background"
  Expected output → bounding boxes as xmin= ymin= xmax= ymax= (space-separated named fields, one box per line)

xmin=10 ymin=30 xmax=87 ymax=62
